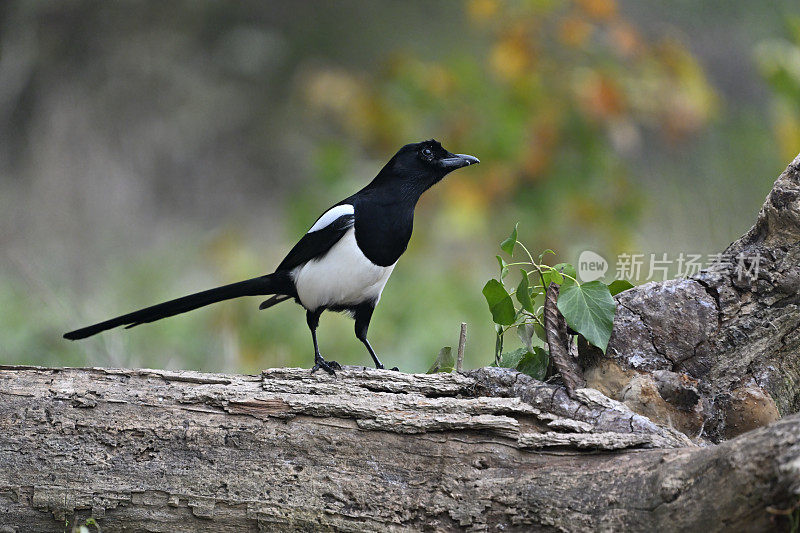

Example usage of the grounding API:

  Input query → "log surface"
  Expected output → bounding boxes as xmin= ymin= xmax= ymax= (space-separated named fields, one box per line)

xmin=0 ymin=365 xmax=798 ymax=532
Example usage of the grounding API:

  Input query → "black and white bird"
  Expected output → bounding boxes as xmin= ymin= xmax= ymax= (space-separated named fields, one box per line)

xmin=64 ymin=140 xmax=479 ymax=374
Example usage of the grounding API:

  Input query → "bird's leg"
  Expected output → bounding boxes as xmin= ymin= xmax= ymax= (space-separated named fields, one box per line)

xmin=354 ymin=304 xmax=398 ymax=371
xmin=307 ymin=309 xmax=340 ymax=375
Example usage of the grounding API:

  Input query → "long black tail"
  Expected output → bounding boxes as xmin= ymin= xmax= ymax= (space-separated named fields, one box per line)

xmin=64 ymin=273 xmax=288 ymax=340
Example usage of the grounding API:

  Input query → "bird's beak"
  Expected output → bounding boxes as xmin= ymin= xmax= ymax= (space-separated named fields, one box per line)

xmin=438 ymin=153 xmax=480 ymax=170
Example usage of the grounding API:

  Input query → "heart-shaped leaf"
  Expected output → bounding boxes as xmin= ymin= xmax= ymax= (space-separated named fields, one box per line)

xmin=497 ymin=347 xmax=527 ymax=368
xmin=517 ymin=322 xmax=544 ymax=352
xmin=534 ymin=320 xmax=548 ymax=342
xmin=483 ymin=279 xmax=516 ymax=325
xmin=496 ymin=255 xmax=509 ymax=279
xmin=500 ymin=223 xmax=518 ymax=256
xmin=427 ymin=346 xmax=455 ymax=374
xmin=540 ymin=269 xmax=563 ymax=287
xmin=608 ymin=279 xmax=634 ymax=296
xmin=515 ymin=269 xmax=535 ymax=312
xmin=552 ymin=263 xmax=577 ymax=285
xmin=496 ymin=347 xmax=549 ymax=380
xmin=516 ymin=348 xmax=549 ymax=380
xmin=557 ymin=280 xmax=616 ymax=352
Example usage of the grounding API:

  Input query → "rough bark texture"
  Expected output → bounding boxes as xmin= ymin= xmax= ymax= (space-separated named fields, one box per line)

xmin=544 ymin=283 xmax=585 ymax=397
xmin=1 ymin=156 xmax=799 ymax=531
xmin=581 ymin=153 xmax=800 ymax=443
xmin=0 ymin=365 xmax=798 ymax=532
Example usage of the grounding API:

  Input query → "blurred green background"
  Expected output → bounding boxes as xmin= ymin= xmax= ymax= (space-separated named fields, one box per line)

xmin=1 ymin=0 xmax=799 ymax=374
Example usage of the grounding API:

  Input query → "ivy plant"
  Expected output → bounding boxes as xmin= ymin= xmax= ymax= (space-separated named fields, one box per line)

xmin=482 ymin=223 xmax=630 ymax=380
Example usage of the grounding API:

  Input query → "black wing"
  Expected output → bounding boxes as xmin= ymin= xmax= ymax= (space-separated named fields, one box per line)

xmin=276 ymin=213 xmax=355 ymax=272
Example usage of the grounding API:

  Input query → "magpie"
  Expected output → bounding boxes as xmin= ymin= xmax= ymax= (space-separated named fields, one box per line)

xmin=64 ymin=140 xmax=479 ymax=374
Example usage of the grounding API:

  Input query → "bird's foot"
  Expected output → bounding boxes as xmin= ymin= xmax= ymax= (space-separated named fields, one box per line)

xmin=311 ymin=355 xmax=342 ymax=376
xmin=390 ymin=366 xmax=399 ymax=371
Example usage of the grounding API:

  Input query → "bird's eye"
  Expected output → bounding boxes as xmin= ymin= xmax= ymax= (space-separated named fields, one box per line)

xmin=422 ymin=148 xmax=433 ymax=158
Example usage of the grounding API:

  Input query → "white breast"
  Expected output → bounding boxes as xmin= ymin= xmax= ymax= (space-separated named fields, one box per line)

xmin=291 ymin=228 xmax=396 ymax=311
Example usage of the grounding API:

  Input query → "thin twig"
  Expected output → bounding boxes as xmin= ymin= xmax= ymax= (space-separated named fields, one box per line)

xmin=456 ymin=322 xmax=467 ymax=372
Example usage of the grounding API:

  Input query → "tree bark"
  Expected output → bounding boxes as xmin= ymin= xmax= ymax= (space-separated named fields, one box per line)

xmin=579 ymin=153 xmax=800 ymax=443
xmin=544 ymin=282 xmax=585 ymax=397
xmin=1 ymin=155 xmax=799 ymax=531
xmin=0 ymin=365 xmax=798 ymax=532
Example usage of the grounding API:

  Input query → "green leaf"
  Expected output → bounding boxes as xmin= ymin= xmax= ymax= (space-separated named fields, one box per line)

xmin=497 ymin=347 xmax=549 ymax=380
xmin=494 ymin=326 xmax=503 ymax=365
xmin=534 ymin=320 xmax=547 ymax=342
xmin=483 ymin=279 xmax=517 ymax=325
xmin=516 ymin=347 xmax=549 ymax=380
xmin=427 ymin=346 xmax=455 ymax=373
xmin=538 ymin=249 xmax=555 ymax=262
xmin=496 ymin=255 xmax=509 ymax=279
xmin=500 ymin=223 xmax=518 ymax=256
xmin=515 ymin=270 xmax=535 ymax=312
xmin=540 ymin=269 xmax=563 ymax=287
xmin=497 ymin=347 xmax=527 ymax=368
xmin=557 ymin=281 xmax=616 ymax=352
xmin=608 ymin=279 xmax=634 ymax=296
xmin=517 ymin=322 xmax=534 ymax=352
xmin=517 ymin=322 xmax=544 ymax=352
xmin=538 ymin=263 xmax=577 ymax=288
xmin=552 ymin=263 xmax=577 ymax=284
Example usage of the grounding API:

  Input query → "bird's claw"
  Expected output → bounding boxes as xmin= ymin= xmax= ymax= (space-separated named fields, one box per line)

xmin=311 ymin=356 xmax=341 ymax=375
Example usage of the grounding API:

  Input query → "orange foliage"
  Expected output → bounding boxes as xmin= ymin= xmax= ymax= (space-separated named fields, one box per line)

xmin=577 ymin=72 xmax=625 ymax=120
xmin=576 ymin=0 xmax=617 ymax=21
xmin=559 ymin=16 xmax=594 ymax=48
xmin=491 ymin=31 xmax=533 ymax=81
xmin=610 ymin=21 xmax=642 ymax=57
xmin=301 ymin=0 xmax=717 ymax=251
xmin=467 ymin=0 xmax=500 ymax=21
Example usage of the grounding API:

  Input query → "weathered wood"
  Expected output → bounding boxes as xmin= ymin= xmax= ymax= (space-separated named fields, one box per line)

xmin=581 ymin=153 xmax=800 ymax=443
xmin=544 ymin=282 xmax=585 ymax=396
xmin=0 ymin=365 xmax=797 ymax=532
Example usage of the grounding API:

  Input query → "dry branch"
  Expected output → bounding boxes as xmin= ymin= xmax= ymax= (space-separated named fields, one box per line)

xmin=544 ymin=282 xmax=585 ymax=396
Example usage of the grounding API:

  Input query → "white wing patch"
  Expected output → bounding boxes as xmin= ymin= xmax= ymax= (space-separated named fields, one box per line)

xmin=308 ymin=204 xmax=355 ymax=233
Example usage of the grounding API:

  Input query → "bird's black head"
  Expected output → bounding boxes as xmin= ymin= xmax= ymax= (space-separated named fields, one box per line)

xmin=364 ymin=139 xmax=479 ymax=200
xmin=392 ymin=139 xmax=480 ymax=180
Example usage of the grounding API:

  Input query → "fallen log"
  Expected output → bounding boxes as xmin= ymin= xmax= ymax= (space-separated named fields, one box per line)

xmin=0 ymin=365 xmax=797 ymax=531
